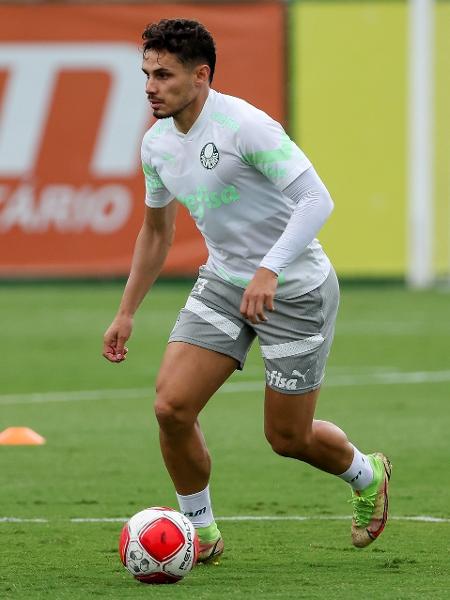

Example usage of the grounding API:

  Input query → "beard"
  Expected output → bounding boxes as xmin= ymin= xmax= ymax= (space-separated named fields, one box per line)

xmin=148 ymin=95 xmax=193 ymax=120
xmin=152 ymin=111 xmax=171 ymax=120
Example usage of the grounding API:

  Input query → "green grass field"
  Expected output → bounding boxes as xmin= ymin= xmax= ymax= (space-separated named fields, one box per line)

xmin=1 ymin=280 xmax=449 ymax=599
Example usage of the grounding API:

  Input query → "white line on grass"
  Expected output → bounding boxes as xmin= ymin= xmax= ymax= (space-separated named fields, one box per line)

xmin=336 ymin=322 xmax=450 ymax=335
xmin=1 ymin=369 xmax=450 ymax=406
xmin=1 ymin=515 xmax=449 ymax=524
xmin=0 ymin=517 xmax=48 ymax=523
xmin=0 ymin=388 xmax=149 ymax=406
xmin=69 ymin=515 xmax=450 ymax=524
xmin=326 ymin=370 xmax=450 ymax=386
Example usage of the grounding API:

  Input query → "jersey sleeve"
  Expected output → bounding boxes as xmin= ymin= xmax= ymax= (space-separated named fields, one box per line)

xmin=141 ymin=138 xmax=173 ymax=208
xmin=237 ymin=112 xmax=311 ymax=191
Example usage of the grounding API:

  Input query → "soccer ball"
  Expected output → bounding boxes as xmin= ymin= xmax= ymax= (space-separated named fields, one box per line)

xmin=119 ymin=506 xmax=199 ymax=584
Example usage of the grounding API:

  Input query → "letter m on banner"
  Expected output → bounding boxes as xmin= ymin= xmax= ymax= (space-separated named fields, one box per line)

xmin=0 ymin=44 xmax=148 ymax=177
xmin=0 ymin=3 xmax=284 ymax=277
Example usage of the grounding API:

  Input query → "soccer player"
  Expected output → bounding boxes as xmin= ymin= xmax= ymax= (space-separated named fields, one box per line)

xmin=103 ymin=18 xmax=391 ymax=561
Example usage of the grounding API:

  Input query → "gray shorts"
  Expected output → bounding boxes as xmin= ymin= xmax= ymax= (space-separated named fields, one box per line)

xmin=169 ymin=266 xmax=340 ymax=394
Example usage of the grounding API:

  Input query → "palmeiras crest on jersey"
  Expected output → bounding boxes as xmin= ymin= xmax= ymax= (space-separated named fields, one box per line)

xmin=200 ymin=142 xmax=219 ymax=169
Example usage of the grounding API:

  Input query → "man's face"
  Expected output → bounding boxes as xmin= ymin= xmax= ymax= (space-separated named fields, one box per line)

xmin=142 ymin=50 xmax=203 ymax=119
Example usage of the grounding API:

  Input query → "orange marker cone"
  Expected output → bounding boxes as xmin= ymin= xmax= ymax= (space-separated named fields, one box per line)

xmin=0 ymin=427 xmax=46 ymax=445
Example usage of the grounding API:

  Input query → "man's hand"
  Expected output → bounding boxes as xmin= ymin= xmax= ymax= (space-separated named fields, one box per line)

xmin=240 ymin=267 xmax=278 ymax=324
xmin=102 ymin=315 xmax=133 ymax=363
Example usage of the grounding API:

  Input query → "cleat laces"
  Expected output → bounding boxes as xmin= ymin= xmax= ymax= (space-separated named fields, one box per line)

xmin=350 ymin=492 xmax=376 ymax=527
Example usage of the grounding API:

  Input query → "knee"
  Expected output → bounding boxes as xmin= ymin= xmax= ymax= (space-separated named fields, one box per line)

xmin=265 ymin=428 xmax=313 ymax=460
xmin=154 ymin=384 xmax=196 ymax=432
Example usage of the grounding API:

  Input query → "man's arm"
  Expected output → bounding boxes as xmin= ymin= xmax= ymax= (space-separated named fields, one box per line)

xmin=240 ymin=167 xmax=333 ymax=324
xmin=103 ymin=201 xmax=177 ymax=363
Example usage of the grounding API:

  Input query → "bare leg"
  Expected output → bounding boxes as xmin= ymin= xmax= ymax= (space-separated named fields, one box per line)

xmin=154 ymin=342 xmax=237 ymax=494
xmin=264 ymin=386 xmax=353 ymax=474
xmin=265 ymin=385 xmax=395 ymax=550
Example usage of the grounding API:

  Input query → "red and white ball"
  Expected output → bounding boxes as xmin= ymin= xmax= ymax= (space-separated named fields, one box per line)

xmin=119 ymin=507 xmax=199 ymax=584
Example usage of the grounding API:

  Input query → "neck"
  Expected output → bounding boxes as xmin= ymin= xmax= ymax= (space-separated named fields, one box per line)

xmin=174 ymin=86 xmax=210 ymax=134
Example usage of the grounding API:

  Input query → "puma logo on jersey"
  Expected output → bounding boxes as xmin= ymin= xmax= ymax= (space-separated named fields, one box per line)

xmin=200 ymin=142 xmax=219 ymax=169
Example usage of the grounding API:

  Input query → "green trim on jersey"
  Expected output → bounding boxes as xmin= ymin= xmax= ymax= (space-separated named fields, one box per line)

xmin=211 ymin=111 xmax=240 ymax=132
xmin=217 ymin=266 xmax=286 ymax=287
xmin=147 ymin=119 xmax=172 ymax=140
xmin=142 ymin=162 xmax=165 ymax=194
xmin=242 ymin=133 xmax=293 ymax=166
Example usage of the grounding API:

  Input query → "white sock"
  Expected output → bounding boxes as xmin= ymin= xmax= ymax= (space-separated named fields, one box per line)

xmin=338 ymin=445 xmax=374 ymax=491
xmin=176 ymin=485 xmax=214 ymax=528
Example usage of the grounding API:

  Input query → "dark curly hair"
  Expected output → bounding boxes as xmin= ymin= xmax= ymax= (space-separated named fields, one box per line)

xmin=142 ymin=19 xmax=216 ymax=83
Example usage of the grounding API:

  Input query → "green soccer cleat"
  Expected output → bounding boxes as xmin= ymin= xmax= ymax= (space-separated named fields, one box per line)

xmin=350 ymin=452 xmax=392 ymax=548
xmin=196 ymin=522 xmax=224 ymax=564
xmin=198 ymin=536 xmax=224 ymax=563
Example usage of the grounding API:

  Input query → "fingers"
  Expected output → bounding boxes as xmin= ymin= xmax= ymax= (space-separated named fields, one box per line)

xmin=266 ymin=294 xmax=275 ymax=312
xmin=115 ymin=345 xmax=129 ymax=362
xmin=239 ymin=295 xmax=248 ymax=319
xmin=240 ymin=293 xmax=274 ymax=324
xmin=103 ymin=316 xmax=133 ymax=363
xmin=115 ymin=336 xmax=128 ymax=360
xmin=102 ymin=325 xmax=129 ymax=363
xmin=253 ymin=296 xmax=268 ymax=323
xmin=102 ymin=344 xmax=128 ymax=363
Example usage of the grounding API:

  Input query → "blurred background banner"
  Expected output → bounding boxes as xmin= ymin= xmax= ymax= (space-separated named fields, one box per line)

xmin=0 ymin=1 xmax=447 ymax=283
xmin=0 ymin=2 xmax=285 ymax=277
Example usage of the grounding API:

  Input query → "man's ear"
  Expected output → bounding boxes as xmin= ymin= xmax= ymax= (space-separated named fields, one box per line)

xmin=195 ymin=64 xmax=211 ymax=85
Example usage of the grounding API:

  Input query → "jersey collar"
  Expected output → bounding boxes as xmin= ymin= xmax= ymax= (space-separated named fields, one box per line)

xmin=174 ymin=89 xmax=216 ymax=140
